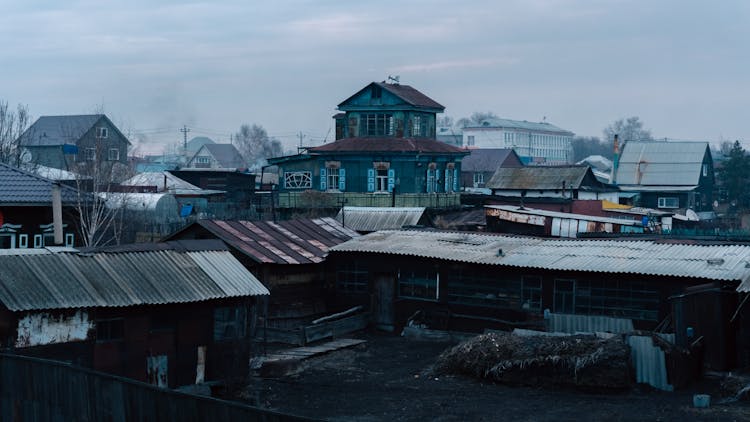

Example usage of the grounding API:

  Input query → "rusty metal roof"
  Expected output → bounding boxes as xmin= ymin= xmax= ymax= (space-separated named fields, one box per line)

xmin=332 ymin=230 xmax=750 ymax=285
xmin=183 ymin=217 xmax=359 ymax=265
xmin=376 ymin=82 xmax=445 ymax=110
xmin=309 ymin=137 xmax=468 ymax=154
xmin=336 ymin=207 xmax=426 ymax=232
xmin=0 ymin=241 xmax=269 ymax=312
xmin=615 ymin=141 xmax=710 ymax=186
xmin=337 ymin=82 xmax=444 ymax=110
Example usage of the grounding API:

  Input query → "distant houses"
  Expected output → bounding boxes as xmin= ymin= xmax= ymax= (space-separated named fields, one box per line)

xmin=460 ymin=148 xmax=523 ymax=191
xmin=17 ymin=114 xmax=130 ymax=171
xmin=268 ymin=81 xmax=469 ymax=209
xmin=613 ymin=141 xmax=714 ymax=212
xmin=461 ymin=117 xmax=574 ymax=165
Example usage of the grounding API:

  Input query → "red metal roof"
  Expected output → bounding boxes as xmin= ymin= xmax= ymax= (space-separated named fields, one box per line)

xmin=192 ymin=217 xmax=359 ymax=265
xmin=376 ymin=82 xmax=444 ymax=110
xmin=309 ymin=137 xmax=468 ymax=154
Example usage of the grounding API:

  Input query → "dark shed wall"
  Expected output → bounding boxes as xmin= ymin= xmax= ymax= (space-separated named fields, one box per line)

xmin=6 ymin=298 xmax=258 ymax=388
xmin=327 ymin=251 xmax=732 ymax=335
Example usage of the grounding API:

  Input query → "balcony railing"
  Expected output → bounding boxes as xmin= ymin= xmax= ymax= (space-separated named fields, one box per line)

xmin=275 ymin=191 xmax=461 ymax=209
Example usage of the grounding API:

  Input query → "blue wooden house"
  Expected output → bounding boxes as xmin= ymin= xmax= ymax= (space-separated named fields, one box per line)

xmin=269 ymin=82 xmax=468 ymax=206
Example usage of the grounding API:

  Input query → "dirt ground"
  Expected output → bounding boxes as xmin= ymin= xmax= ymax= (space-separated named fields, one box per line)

xmin=235 ymin=332 xmax=750 ymax=421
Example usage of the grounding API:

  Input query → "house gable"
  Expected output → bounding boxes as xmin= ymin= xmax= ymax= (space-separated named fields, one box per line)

xmin=338 ymin=82 xmax=444 ymax=113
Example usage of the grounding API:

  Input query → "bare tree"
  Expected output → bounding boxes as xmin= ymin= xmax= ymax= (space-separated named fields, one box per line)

xmin=66 ymin=124 xmax=134 ymax=247
xmin=571 ymin=136 xmax=613 ymax=162
xmin=603 ymin=116 xmax=654 ymax=143
xmin=0 ymin=101 xmax=30 ymax=166
xmin=436 ymin=115 xmax=454 ymax=128
xmin=456 ymin=111 xmax=498 ymax=129
xmin=234 ymin=124 xmax=283 ymax=170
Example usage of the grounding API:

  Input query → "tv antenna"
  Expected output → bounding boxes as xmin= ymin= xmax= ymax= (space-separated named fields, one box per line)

xmin=387 ymin=75 xmax=400 ymax=84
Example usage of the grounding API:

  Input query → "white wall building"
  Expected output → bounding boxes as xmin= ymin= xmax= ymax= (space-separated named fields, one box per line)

xmin=462 ymin=118 xmax=574 ymax=165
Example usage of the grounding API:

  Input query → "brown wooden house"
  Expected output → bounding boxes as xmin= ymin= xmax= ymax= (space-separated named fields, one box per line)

xmin=0 ymin=240 xmax=269 ymax=388
xmin=164 ymin=218 xmax=359 ymax=329
xmin=327 ymin=230 xmax=750 ymax=370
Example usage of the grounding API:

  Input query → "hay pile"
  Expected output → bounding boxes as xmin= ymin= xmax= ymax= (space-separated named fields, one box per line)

xmin=433 ymin=332 xmax=632 ymax=390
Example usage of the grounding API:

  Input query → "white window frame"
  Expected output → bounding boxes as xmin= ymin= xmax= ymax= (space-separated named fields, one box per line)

xmin=326 ymin=167 xmax=340 ymax=191
xmin=284 ymin=171 xmax=312 ymax=189
xmin=702 ymin=164 xmax=708 ymax=177
xmin=108 ymin=148 xmax=119 ymax=161
xmin=85 ymin=148 xmax=96 ymax=161
xmin=375 ymin=168 xmax=388 ymax=192
xmin=473 ymin=172 xmax=484 ymax=186
xmin=658 ymin=197 xmax=679 ymax=209
xmin=96 ymin=127 xmax=108 ymax=138
xmin=467 ymin=135 xmax=475 ymax=146
xmin=412 ymin=115 xmax=422 ymax=137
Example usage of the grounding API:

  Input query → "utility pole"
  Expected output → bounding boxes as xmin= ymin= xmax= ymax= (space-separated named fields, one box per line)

xmin=297 ymin=132 xmax=306 ymax=153
xmin=180 ymin=125 xmax=191 ymax=151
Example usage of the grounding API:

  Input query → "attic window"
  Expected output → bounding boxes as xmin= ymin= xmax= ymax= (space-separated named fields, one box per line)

xmin=371 ymin=85 xmax=382 ymax=99
xmin=96 ymin=127 xmax=108 ymax=138
xmin=361 ymin=113 xmax=394 ymax=136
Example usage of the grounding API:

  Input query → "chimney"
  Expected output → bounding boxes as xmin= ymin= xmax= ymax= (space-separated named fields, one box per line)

xmin=610 ymin=134 xmax=619 ymax=185
xmin=52 ymin=183 xmax=64 ymax=245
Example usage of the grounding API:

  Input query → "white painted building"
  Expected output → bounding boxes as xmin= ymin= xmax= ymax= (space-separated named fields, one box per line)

xmin=462 ymin=118 xmax=574 ymax=165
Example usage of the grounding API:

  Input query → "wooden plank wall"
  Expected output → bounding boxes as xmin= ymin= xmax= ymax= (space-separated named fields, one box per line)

xmin=0 ymin=353 xmax=314 ymax=422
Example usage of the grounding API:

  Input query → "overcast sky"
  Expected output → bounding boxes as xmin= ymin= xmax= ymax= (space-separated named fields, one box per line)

xmin=1 ymin=0 xmax=748 ymax=153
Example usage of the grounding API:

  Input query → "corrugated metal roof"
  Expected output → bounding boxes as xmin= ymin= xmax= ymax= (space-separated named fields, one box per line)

xmin=486 ymin=166 xmax=592 ymax=190
xmin=615 ymin=141 xmax=710 ymax=186
xmin=121 ymin=172 xmax=224 ymax=196
xmin=332 ymin=230 xmax=750 ymax=285
xmin=183 ymin=218 xmax=359 ymax=265
xmin=461 ymin=149 xmax=523 ymax=172
xmin=486 ymin=205 xmax=642 ymax=226
xmin=464 ymin=118 xmax=573 ymax=135
xmin=336 ymin=207 xmax=425 ymax=232
xmin=0 ymin=242 xmax=268 ymax=312
xmin=309 ymin=137 xmax=468 ymax=154
xmin=0 ymin=163 xmax=81 ymax=206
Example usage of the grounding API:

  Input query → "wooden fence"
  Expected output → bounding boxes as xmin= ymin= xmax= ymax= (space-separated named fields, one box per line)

xmin=0 ymin=353 xmax=316 ymax=422
xmin=276 ymin=191 xmax=461 ymax=209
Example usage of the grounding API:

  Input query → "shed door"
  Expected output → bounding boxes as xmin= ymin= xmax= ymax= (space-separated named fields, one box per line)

xmin=373 ymin=273 xmax=395 ymax=332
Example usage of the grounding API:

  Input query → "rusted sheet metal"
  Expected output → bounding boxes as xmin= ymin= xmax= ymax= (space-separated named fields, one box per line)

xmin=15 ymin=310 xmax=92 ymax=348
xmin=486 ymin=208 xmax=545 ymax=226
xmin=195 ymin=218 xmax=359 ymax=265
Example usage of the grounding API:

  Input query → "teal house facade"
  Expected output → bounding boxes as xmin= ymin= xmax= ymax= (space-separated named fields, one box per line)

xmin=269 ymin=82 xmax=468 ymax=206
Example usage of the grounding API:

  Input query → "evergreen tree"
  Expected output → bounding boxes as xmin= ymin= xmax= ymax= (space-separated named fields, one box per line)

xmin=719 ymin=140 xmax=750 ymax=206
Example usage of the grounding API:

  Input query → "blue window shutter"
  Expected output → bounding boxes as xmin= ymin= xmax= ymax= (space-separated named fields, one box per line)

xmin=387 ymin=169 xmax=395 ymax=192
xmin=367 ymin=168 xmax=375 ymax=192
xmin=338 ymin=168 xmax=346 ymax=191
xmin=453 ymin=168 xmax=459 ymax=192
xmin=444 ymin=169 xmax=450 ymax=192
xmin=320 ymin=168 xmax=327 ymax=190
xmin=426 ymin=169 xmax=433 ymax=193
